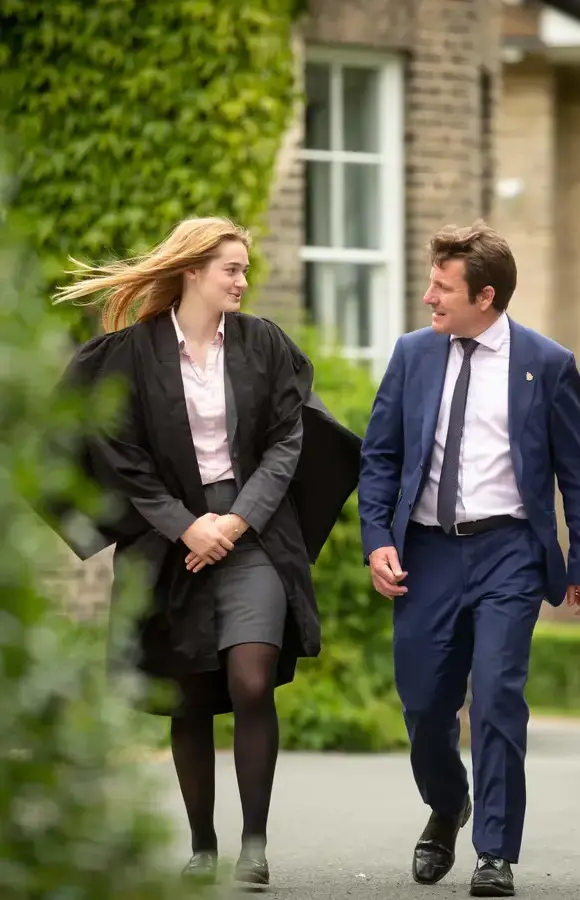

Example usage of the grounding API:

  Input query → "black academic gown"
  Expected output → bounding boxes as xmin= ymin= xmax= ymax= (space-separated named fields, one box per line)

xmin=46 ymin=311 xmax=362 ymax=715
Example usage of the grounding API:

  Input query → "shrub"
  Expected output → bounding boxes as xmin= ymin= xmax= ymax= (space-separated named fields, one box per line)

xmin=527 ymin=619 xmax=580 ymax=713
xmin=0 ymin=0 xmax=302 ymax=297
xmin=0 ymin=175 xmax=208 ymax=897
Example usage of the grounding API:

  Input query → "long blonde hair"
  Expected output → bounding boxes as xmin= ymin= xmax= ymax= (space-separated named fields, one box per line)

xmin=53 ymin=217 xmax=252 ymax=332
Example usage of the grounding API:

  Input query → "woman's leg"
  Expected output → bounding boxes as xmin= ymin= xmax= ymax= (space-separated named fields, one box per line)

xmin=170 ymin=707 xmax=217 ymax=854
xmin=225 ymin=642 xmax=280 ymax=852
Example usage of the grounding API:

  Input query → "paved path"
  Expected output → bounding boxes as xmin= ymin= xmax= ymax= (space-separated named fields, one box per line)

xmin=148 ymin=716 xmax=580 ymax=898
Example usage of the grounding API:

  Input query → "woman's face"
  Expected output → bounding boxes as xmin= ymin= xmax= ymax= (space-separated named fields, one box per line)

xmin=187 ymin=239 xmax=249 ymax=315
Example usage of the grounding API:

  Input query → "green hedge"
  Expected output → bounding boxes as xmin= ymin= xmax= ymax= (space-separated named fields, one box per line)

xmin=527 ymin=620 xmax=580 ymax=713
xmin=0 ymin=179 xmax=208 ymax=898
xmin=0 ymin=0 xmax=302 ymax=294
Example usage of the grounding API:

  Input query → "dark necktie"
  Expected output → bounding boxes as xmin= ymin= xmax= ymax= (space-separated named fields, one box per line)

xmin=437 ymin=338 xmax=479 ymax=533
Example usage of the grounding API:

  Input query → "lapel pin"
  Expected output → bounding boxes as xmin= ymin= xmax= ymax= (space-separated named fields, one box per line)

xmin=526 ymin=372 xmax=534 ymax=381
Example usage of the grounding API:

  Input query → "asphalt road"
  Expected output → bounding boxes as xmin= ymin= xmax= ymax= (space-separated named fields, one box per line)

xmin=148 ymin=716 xmax=580 ymax=899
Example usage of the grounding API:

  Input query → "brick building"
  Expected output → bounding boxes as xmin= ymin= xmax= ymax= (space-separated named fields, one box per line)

xmin=496 ymin=0 xmax=580 ymax=620
xmin=251 ymin=0 xmax=580 ymax=623
xmin=257 ymin=0 xmax=580 ymax=378
xmin=257 ymin=0 xmax=502 ymax=383
xmin=497 ymin=0 xmax=580 ymax=355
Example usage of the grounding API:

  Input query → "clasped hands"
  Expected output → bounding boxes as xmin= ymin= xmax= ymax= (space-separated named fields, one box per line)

xmin=180 ymin=512 xmax=248 ymax=574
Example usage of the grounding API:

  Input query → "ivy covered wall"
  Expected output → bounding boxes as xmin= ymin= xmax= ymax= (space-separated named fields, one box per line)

xmin=0 ymin=0 xmax=304 ymax=285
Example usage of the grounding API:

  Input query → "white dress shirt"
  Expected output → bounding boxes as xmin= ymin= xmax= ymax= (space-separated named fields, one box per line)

xmin=412 ymin=312 xmax=526 ymax=525
xmin=171 ymin=308 xmax=235 ymax=485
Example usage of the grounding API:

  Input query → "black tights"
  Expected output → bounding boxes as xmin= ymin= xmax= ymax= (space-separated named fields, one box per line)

xmin=170 ymin=642 xmax=280 ymax=853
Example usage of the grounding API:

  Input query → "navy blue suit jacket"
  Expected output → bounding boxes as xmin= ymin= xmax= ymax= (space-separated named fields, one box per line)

xmin=358 ymin=318 xmax=580 ymax=606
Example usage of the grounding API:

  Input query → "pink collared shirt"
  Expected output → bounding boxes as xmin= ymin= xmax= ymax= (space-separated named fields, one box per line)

xmin=171 ymin=307 xmax=235 ymax=485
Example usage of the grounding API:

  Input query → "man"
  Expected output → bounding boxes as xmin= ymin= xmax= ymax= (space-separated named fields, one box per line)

xmin=358 ymin=221 xmax=580 ymax=897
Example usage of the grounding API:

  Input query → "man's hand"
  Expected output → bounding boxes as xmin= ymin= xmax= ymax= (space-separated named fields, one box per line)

xmin=369 ymin=546 xmax=408 ymax=598
xmin=185 ymin=514 xmax=249 ymax=574
xmin=180 ymin=513 xmax=235 ymax=569
xmin=566 ymin=585 xmax=580 ymax=615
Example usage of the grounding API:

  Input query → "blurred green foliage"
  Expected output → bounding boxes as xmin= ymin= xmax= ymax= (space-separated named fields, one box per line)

xmin=0 ymin=187 xmax=210 ymax=896
xmin=0 ymin=0 xmax=300 ymax=298
xmin=526 ymin=621 xmax=580 ymax=713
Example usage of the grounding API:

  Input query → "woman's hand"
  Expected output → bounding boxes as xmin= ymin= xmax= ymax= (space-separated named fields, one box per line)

xmin=185 ymin=513 xmax=249 ymax=573
xmin=180 ymin=513 xmax=235 ymax=568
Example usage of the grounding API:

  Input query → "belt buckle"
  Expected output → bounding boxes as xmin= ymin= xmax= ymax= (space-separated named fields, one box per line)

xmin=453 ymin=522 xmax=472 ymax=537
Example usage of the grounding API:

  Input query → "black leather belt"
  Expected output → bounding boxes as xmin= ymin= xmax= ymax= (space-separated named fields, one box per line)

xmin=412 ymin=515 xmax=519 ymax=537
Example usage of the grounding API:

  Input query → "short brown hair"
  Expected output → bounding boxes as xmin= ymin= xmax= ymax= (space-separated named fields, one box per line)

xmin=429 ymin=220 xmax=517 ymax=312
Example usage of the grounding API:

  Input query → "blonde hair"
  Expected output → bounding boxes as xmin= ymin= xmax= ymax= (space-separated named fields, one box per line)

xmin=53 ymin=216 xmax=252 ymax=332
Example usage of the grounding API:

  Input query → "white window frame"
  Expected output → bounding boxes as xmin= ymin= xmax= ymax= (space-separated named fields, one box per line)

xmin=299 ymin=46 xmax=405 ymax=382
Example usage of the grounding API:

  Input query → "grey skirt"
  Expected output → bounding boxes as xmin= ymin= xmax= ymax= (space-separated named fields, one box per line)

xmin=199 ymin=479 xmax=286 ymax=652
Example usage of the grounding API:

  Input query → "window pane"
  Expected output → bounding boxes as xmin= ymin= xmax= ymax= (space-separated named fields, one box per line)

xmin=343 ymin=67 xmax=379 ymax=153
xmin=305 ymin=262 xmax=372 ymax=350
xmin=305 ymin=161 xmax=331 ymax=246
xmin=336 ymin=264 xmax=371 ymax=348
xmin=305 ymin=63 xmax=330 ymax=150
xmin=344 ymin=163 xmax=380 ymax=250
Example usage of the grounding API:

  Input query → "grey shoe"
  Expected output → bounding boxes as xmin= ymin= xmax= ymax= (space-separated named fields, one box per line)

xmin=181 ymin=850 xmax=218 ymax=884
xmin=234 ymin=841 xmax=269 ymax=887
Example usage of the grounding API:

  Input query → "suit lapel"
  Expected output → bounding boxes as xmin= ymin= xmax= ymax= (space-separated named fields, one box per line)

xmin=421 ymin=334 xmax=451 ymax=457
xmin=508 ymin=317 xmax=537 ymax=481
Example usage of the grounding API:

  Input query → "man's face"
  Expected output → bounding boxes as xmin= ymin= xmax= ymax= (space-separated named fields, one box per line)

xmin=423 ymin=258 xmax=486 ymax=337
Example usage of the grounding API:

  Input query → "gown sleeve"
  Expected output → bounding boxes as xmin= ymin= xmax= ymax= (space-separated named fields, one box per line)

xmin=42 ymin=328 xmax=196 ymax=559
xmin=229 ymin=320 xmax=304 ymax=533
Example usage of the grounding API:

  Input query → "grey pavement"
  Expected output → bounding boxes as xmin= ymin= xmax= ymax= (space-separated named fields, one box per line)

xmin=147 ymin=715 xmax=580 ymax=899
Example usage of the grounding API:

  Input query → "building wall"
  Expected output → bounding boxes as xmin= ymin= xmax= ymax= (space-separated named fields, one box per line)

xmin=495 ymin=57 xmax=580 ymax=622
xmin=253 ymin=38 xmax=306 ymax=333
xmin=554 ymin=66 xmax=580 ymax=356
xmin=254 ymin=0 xmax=416 ymax=329
xmin=549 ymin=64 xmax=580 ymax=621
xmin=405 ymin=0 xmax=502 ymax=328
xmin=256 ymin=0 xmax=503 ymax=333
xmin=495 ymin=59 xmax=557 ymax=337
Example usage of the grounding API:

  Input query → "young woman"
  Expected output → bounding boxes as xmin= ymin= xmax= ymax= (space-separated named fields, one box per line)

xmin=51 ymin=217 xmax=360 ymax=886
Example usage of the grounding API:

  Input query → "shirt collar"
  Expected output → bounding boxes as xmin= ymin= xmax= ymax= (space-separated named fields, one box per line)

xmin=452 ymin=312 xmax=508 ymax=352
xmin=170 ymin=306 xmax=225 ymax=349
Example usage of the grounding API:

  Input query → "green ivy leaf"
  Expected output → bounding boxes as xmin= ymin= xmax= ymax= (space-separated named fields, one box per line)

xmin=0 ymin=0 xmax=301 ymax=301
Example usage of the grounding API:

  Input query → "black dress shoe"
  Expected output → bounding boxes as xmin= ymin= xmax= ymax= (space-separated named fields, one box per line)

xmin=412 ymin=795 xmax=472 ymax=885
xmin=234 ymin=846 xmax=270 ymax=887
xmin=470 ymin=854 xmax=514 ymax=897
xmin=181 ymin=850 xmax=218 ymax=883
